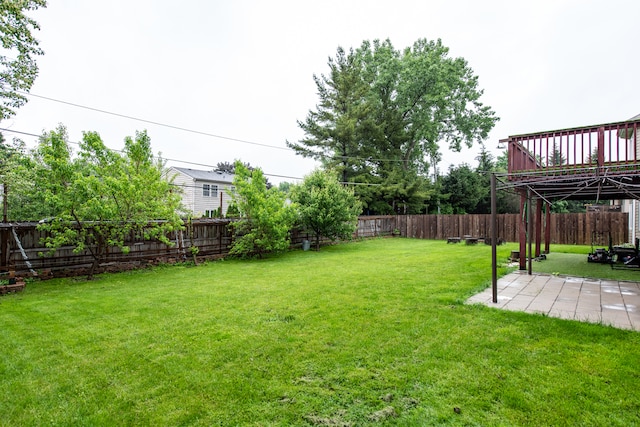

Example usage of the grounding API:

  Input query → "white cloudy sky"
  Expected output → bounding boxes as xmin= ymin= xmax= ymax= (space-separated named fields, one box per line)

xmin=3 ymin=0 xmax=639 ymax=183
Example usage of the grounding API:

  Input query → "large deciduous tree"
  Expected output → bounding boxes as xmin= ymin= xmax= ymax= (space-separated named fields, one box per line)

xmin=288 ymin=38 xmax=498 ymax=214
xmin=0 ymin=0 xmax=46 ymax=119
xmin=290 ymin=169 xmax=361 ymax=250
xmin=229 ymin=161 xmax=295 ymax=258
xmin=34 ymin=126 xmax=184 ymax=278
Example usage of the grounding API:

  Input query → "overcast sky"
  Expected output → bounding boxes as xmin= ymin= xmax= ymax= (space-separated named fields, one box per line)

xmin=3 ymin=0 xmax=639 ymax=184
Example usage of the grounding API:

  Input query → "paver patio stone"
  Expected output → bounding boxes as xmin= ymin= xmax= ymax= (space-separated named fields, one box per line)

xmin=467 ymin=272 xmax=640 ymax=331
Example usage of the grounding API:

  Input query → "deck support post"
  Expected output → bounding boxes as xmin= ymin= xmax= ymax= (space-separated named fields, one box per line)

xmin=528 ymin=188 xmax=533 ymax=275
xmin=544 ymin=202 xmax=551 ymax=254
xmin=519 ymin=191 xmax=527 ymax=270
xmin=535 ymin=198 xmax=543 ymax=257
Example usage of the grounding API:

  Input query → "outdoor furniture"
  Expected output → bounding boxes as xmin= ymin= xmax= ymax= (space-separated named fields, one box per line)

xmin=611 ymin=239 xmax=640 ymax=269
xmin=447 ymin=236 xmax=482 ymax=245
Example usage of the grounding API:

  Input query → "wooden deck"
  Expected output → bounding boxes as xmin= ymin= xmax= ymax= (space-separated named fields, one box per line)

xmin=502 ymin=118 xmax=640 ymax=201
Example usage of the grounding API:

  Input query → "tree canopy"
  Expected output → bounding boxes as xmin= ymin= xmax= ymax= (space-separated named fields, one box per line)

xmin=34 ymin=126 xmax=184 ymax=277
xmin=0 ymin=134 xmax=50 ymax=220
xmin=0 ymin=0 xmax=46 ymax=119
xmin=440 ymin=163 xmax=482 ymax=214
xmin=290 ymin=169 xmax=361 ymax=250
xmin=288 ymin=38 xmax=498 ymax=214
xmin=229 ymin=161 xmax=295 ymax=258
xmin=214 ymin=160 xmax=272 ymax=189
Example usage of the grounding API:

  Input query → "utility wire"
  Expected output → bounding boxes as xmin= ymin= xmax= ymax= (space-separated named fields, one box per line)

xmin=17 ymin=91 xmax=413 ymax=164
xmin=18 ymin=91 xmax=292 ymax=152
xmin=0 ymin=127 xmax=380 ymax=185
xmin=0 ymin=127 xmax=302 ymax=180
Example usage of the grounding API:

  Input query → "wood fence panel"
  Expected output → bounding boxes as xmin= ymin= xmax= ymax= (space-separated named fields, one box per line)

xmin=359 ymin=213 xmax=626 ymax=245
xmin=1 ymin=213 xmax=629 ymax=276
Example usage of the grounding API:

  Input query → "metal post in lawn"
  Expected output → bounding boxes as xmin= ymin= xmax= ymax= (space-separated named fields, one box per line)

xmin=519 ymin=192 xmax=527 ymax=270
xmin=491 ymin=173 xmax=498 ymax=303
xmin=528 ymin=188 xmax=533 ymax=275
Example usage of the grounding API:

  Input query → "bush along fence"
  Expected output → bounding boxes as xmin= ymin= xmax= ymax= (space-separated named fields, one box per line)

xmin=0 ymin=212 xmax=628 ymax=277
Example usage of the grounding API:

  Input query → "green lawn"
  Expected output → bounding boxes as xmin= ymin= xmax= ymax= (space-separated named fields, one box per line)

xmin=529 ymin=243 xmax=640 ymax=282
xmin=1 ymin=238 xmax=639 ymax=426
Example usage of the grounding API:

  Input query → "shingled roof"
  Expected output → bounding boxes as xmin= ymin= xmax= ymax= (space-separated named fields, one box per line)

xmin=171 ymin=167 xmax=234 ymax=183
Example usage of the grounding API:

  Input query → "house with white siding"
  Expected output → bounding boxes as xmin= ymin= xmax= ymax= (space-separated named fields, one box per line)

xmin=616 ymin=113 xmax=640 ymax=243
xmin=167 ymin=167 xmax=235 ymax=217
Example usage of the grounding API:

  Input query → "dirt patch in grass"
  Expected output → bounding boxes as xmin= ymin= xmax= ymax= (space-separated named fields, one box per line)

xmin=367 ymin=405 xmax=397 ymax=422
xmin=304 ymin=413 xmax=352 ymax=426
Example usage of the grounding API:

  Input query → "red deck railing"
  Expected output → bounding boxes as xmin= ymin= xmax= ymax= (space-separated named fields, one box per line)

xmin=506 ymin=118 xmax=640 ymax=180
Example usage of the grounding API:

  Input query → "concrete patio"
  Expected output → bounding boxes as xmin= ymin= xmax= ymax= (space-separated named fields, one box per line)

xmin=467 ymin=271 xmax=640 ymax=331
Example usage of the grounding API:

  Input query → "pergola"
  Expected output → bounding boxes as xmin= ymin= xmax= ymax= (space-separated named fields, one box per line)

xmin=490 ymin=116 xmax=640 ymax=302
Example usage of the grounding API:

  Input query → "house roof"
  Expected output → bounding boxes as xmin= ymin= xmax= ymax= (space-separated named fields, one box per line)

xmin=170 ymin=167 xmax=234 ymax=183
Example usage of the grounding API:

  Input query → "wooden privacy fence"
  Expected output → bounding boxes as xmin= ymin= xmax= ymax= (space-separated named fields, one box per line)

xmin=0 ymin=219 xmax=235 ymax=276
xmin=1 ymin=212 xmax=629 ymax=275
xmin=357 ymin=212 xmax=628 ymax=246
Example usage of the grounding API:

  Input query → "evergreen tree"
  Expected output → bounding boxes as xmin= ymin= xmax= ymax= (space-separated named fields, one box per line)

xmin=494 ymin=151 xmax=520 ymax=214
xmin=440 ymin=164 xmax=482 ymax=214
xmin=474 ymin=144 xmax=493 ymax=214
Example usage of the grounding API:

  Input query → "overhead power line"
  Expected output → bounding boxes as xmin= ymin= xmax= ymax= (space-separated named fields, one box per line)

xmin=17 ymin=91 xmax=412 ymax=164
xmin=18 ymin=91 xmax=292 ymax=152
xmin=0 ymin=127 xmax=305 ymax=181
xmin=0 ymin=127 xmax=378 ymax=185
xmin=3 ymin=126 xmax=382 ymax=187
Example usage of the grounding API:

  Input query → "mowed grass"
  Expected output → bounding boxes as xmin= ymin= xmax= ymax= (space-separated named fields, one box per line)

xmin=1 ymin=239 xmax=639 ymax=426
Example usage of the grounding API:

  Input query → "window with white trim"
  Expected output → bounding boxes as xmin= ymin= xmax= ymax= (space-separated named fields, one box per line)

xmin=203 ymin=184 xmax=210 ymax=197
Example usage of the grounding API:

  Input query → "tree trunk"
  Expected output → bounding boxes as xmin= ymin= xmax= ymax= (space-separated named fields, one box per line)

xmin=87 ymin=258 xmax=99 ymax=280
xmin=315 ymin=234 xmax=321 ymax=251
